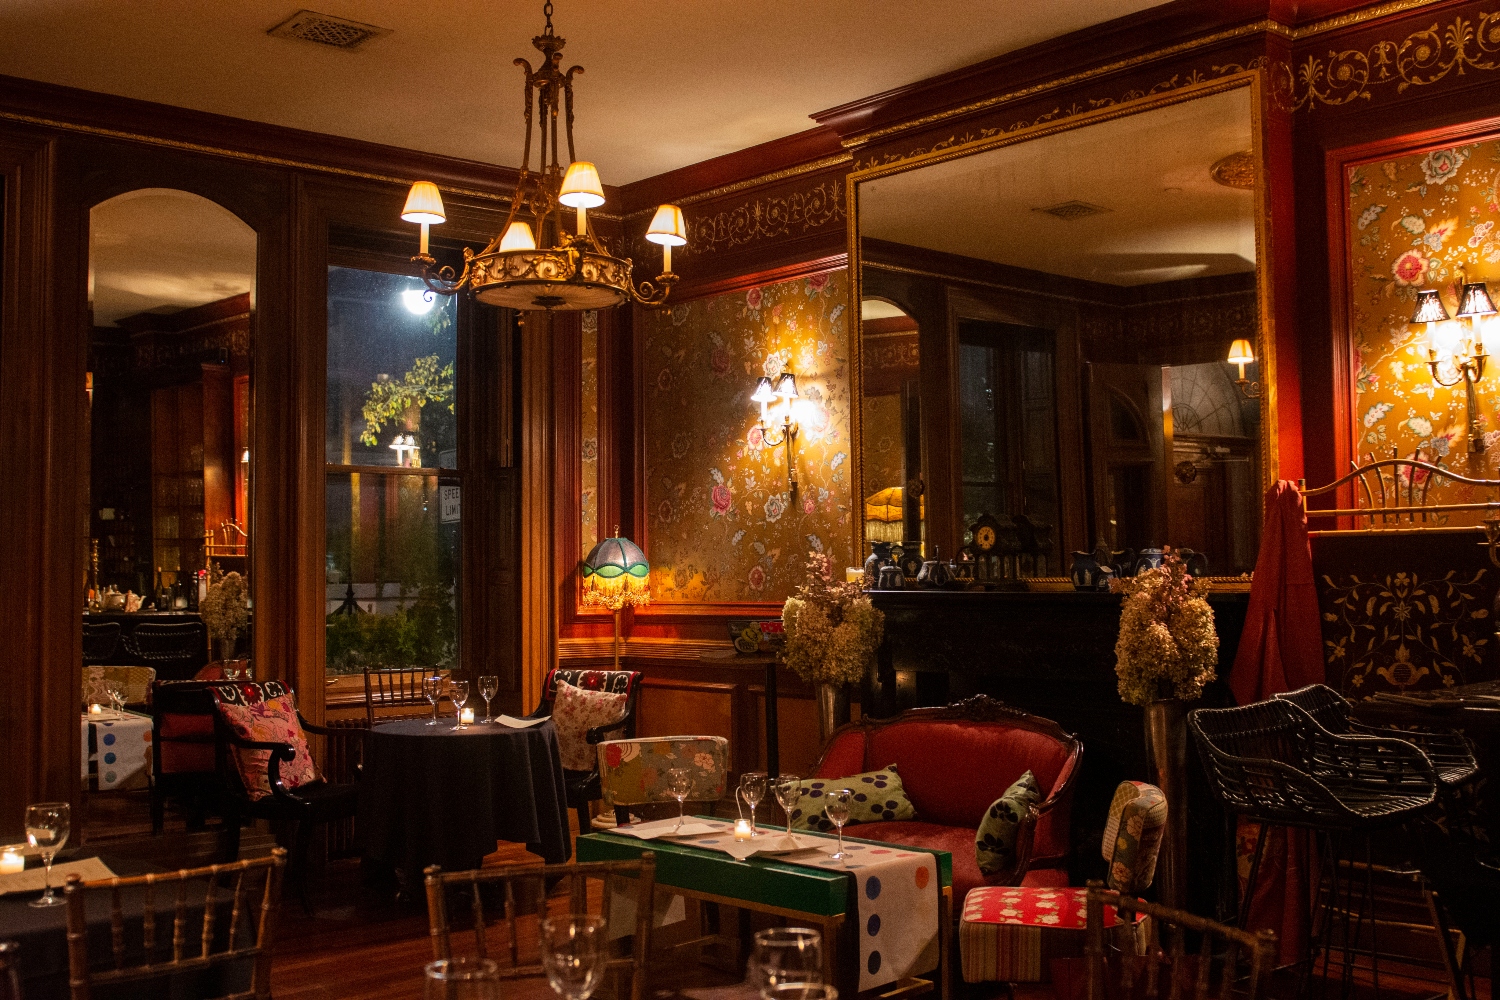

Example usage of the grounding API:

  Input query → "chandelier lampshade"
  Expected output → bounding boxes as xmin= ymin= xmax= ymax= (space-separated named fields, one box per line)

xmin=400 ymin=3 xmax=685 ymax=311
xmin=581 ymin=534 xmax=650 ymax=612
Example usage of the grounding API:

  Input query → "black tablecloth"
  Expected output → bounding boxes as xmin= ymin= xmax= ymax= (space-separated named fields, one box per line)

xmin=358 ymin=718 xmax=571 ymax=879
xmin=0 ymin=853 xmax=251 ymax=999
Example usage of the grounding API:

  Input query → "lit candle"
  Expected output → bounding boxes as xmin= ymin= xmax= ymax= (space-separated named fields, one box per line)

xmin=734 ymin=819 xmax=753 ymax=842
xmin=460 ymin=708 xmax=475 ymax=725
xmin=89 ymin=704 xmax=104 ymax=716
xmin=0 ymin=850 xmax=23 ymax=875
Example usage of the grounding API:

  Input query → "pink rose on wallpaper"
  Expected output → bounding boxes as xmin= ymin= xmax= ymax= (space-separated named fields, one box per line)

xmin=803 ymin=493 xmax=816 ymax=514
xmin=806 ymin=272 xmax=829 ymax=293
xmin=747 ymin=426 xmax=765 ymax=449
xmin=772 ymin=304 xmax=783 ymax=321
xmin=1392 ymin=250 xmax=1427 ymax=286
xmin=711 ymin=484 xmax=732 ymax=515
xmin=711 ymin=347 xmax=731 ymax=377
xmin=747 ymin=565 xmax=766 ymax=592
xmin=746 ymin=287 xmax=763 ymax=310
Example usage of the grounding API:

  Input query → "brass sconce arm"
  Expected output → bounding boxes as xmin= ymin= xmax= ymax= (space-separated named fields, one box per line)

xmin=1233 ymin=376 xmax=1262 ymax=399
xmin=1427 ymin=348 xmax=1490 ymax=454
xmin=759 ymin=413 xmax=799 ymax=496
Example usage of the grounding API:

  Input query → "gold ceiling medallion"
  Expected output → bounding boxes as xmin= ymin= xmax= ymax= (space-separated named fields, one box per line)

xmin=1210 ymin=151 xmax=1255 ymax=189
xmin=401 ymin=1 xmax=683 ymax=311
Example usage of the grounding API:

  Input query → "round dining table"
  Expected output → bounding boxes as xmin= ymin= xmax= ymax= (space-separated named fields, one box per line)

xmin=358 ymin=717 xmax=572 ymax=882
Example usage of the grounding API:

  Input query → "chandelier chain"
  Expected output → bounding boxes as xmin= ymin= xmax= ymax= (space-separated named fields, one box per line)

xmin=542 ymin=0 xmax=554 ymax=35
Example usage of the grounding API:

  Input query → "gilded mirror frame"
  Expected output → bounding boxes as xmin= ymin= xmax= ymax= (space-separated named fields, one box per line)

xmin=844 ymin=70 xmax=1276 ymax=565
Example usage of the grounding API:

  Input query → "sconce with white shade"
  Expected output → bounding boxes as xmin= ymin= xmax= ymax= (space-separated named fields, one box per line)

xmin=753 ymin=371 xmax=800 ymax=495
xmin=646 ymin=204 xmax=687 ymax=278
xmin=401 ymin=181 xmax=446 ymax=256
xmin=389 ymin=433 xmax=419 ymax=467
xmin=1225 ymin=338 xmax=1261 ymax=399
xmin=1416 ymin=281 xmax=1492 ymax=453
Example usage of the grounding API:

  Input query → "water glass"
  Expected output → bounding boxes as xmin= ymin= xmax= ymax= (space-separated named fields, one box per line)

xmin=424 ymin=956 xmax=500 ymax=1000
xmin=540 ymin=914 xmax=606 ymax=1000
xmin=740 ymin=772 xmax=768 ymax=835
xmin=825 ymin=789 xmax=852 ymax=862
xmin=25 ymin=802 xmax=70 ymax=908
xmin=450 ymin=680 xmax=470 ymax=730
xmin=750 ymin=927 xmax=822 ymax=996
xmin=424 ymin=675 xmax=443 ymax=726
xmin=774 ymin=775 xmax=803 ymax=835
xmin=105 ymin=681 xmax=126 ymax=717
xmin=666 ymin=767 xmax=693 ymax=831
xmin=478 ymin=675 xmax=499 ymax=722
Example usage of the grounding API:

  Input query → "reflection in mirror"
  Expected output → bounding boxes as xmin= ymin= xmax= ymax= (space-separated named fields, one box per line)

xmin=858 ymin=83 xmax=1261 ymax=577
xmin=86 ymin=189 xmax=256 ymax=689
xmin=860 ymin=298 xmax=922 ymax=553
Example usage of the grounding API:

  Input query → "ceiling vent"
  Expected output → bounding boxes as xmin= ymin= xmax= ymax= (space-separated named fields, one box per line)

xmin=1032 ymin=200 xmax=1111 ymax=221
xmin=268 ymin=10 xmax=391 ymax=50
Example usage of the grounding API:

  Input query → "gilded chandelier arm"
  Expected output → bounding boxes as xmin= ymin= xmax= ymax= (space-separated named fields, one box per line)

xmin=411 ymin=251 xmax=475 ymax=296
xmin=628 ymin=272 xmax=679 ymax=306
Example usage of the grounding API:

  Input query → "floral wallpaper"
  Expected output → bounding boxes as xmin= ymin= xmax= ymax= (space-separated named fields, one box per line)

xmin=1348 ymin=140 xmax=1500 ymax=518
xmin=643 ymin=270 xmax=851 ymax=603
xmin=581 ymin=311 xmax=599 ymax=553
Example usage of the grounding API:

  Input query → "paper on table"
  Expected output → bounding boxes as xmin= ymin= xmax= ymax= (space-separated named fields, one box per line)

xmin=497 ymin=715 xmax=546 ymax=728
xmin=0 ymin=858 xmax=117 ymax=895
xmin=715 ymin=832 xmax=837 ymax=862
xmin=614 ymin=818 xmax=720 ymax=840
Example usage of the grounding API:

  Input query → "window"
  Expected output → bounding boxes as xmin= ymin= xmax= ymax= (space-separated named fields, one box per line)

xmin=324 ymin=267 xmax=460 ymax=675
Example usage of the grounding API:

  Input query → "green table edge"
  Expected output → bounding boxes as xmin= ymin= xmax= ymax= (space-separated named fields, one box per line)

xmin=576 ymin=817 xmax=952 ymax=918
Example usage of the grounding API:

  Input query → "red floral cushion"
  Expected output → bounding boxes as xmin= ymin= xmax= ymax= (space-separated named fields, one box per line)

xmin=214 ymin=692 xmax=319 ymax=800
xmin=552 ymin=680 xmax=628 ymax=771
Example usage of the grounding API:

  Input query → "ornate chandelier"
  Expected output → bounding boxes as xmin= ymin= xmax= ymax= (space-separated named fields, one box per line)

xmin=400 ymin=2 xmax=684 ymax=311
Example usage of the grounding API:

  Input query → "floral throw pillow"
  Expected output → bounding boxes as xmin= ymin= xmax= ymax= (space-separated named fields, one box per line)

xmin=552 ymin=680 xmax=628 ymax=771
xmin=214 ymin=693 xmax=320 ymax=801
xmin=975 ymin=770 xmax=1042 ymax=877
xmin=788 ymin=766 xmax=917 ymax=832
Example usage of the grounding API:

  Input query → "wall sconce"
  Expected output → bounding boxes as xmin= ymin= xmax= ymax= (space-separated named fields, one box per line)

xmin=753 ymin=372 xmax=799 ymax=496
xmin=1415 ymin=282 xmax=1494 ymax=454
xmin=1226 ymin=338 xmax=1261 ymax=398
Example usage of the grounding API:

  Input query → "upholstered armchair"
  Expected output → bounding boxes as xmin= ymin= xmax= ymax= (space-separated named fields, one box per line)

xmin=526 ymin=667 xmax=643 ymax=832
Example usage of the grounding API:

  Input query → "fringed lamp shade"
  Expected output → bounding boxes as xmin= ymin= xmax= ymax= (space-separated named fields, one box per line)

xmin=581 ymin=535 xmax=650 ymax=612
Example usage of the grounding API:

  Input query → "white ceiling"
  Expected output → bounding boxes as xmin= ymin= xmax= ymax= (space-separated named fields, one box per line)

xmin=860 ymin=86 xmax=1256 ymax=286
xmin=90 ymin=189 xmax=257 ymax=326
xmin=0 ymin=0 xmax=1168 ymax=184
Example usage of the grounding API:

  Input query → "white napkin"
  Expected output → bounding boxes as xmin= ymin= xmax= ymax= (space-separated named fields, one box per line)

xmin=0 ymin=857 xmax=117 ymax=895
xmin=615 ymin=818 xmax=721 ymax=840
xmin=497 ymin=715 xmax=546 ymax=728
xmin=717 ymin=832 xmax=837 ymax=861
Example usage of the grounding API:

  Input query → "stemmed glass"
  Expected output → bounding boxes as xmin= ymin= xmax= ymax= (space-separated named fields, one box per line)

xmin=740 ymin=772 xmax=768 ymax=836
xmin=105 ymin=681 xmax=126 ymax=718
xmin=425 ymin=956 xmax=500 ymax=1000
xmin=825 ymin=789 xmax=852 ymax=862
xmin=478 ymin=675 xmax=499 ymax=723
xmin=424 ymin=675 xmax=443 ymax=726
xmin=25 ymin=802 xmax=70 ymax=908
xmin=450 ymin=680 xmax=470 ymax=730
xmin=540 ymin=914 xmax=606 ymax=1000
xmin=750 ymin=927 xmax=822 ymax=997
xmin=775 ymin=775 xmax=803 ymax=836
xmin=666 ymin=767 xmax=693 ymax=832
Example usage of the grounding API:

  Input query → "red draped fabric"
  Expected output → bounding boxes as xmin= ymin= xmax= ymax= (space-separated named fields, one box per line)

xmin=1229 ymin=480 xmax=1326 ymax=966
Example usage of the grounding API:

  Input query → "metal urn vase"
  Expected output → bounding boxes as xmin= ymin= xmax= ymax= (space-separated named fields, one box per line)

xmin=1143 ymin=698 xmax=1189 ymax=910
xmin=817 ymin=682 xmax=851 ymax=745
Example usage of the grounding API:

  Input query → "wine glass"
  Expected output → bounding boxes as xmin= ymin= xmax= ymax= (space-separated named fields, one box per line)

xmin=774 ymin=775 xmax=803 ymax=836
xmin=424 ymin=675 xmax=443 ymax=726
xmin=425 ymin=956 xmax=500 ymax=1000
xmin=750 ymin=927 xmax=822 ymax=997
xmin=666 ymin=767 xmax=693 ymax=832
xmin=478 ymin=675 xmax=499 ymax=723
xmin=25 ymin=802 xmax=70 ymax=908
xmin=105 ymin=681 xmax=126 ymax=718
xmin=825 ymin=789 xmax=852 ymax=862
xmin=450 ymin=680 xmax=470 ymax=730
xmin=540 ymin=914 xmax=606 ymax=1000
xmin=740 ymin=772 xmax=768 ymax=836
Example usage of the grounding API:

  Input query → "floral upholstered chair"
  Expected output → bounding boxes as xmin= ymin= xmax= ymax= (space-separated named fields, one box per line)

xmin=597 ymin=736 xmax=729 ymax=825
xmin=526 ymin=668 xmax=642 ymax=832
xmin=959 ymin=781 xmax=1166 ymax=984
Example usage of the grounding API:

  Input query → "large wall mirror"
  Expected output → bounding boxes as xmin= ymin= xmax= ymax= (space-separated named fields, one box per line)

xmin=85 ymin=189 xmax=257 ymax=698
xmin=851 ymin=76 xmax=1272 ymax=580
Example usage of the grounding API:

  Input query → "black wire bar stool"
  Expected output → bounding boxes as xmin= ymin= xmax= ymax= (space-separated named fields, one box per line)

xmin=1190 ymin=699 xmax=1438 ymax=997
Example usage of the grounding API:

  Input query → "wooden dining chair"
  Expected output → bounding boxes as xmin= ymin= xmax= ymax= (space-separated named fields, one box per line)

xmin=424 ymin=854 xmax=656 ymax=1000
xmin=362 ymin=666 xmax=435 ymax=726
xmin=1085 ymin=880 xmax=1277 ymax=999
xmin=64 ymin=847 xmax=287 ymax=1000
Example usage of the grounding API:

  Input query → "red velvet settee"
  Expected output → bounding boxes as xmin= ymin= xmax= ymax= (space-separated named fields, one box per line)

xmin=811 ymin=695 xmax=1083 ymax=904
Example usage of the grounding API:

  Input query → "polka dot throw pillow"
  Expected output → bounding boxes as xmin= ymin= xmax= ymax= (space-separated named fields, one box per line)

xmin=974 ymin=770 xmax=1042 ymax=877
xmin=787 ymin=766 xmax=917 ymax=832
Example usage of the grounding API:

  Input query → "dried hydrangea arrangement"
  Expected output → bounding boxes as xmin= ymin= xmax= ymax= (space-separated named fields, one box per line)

xmin=1111 ymin=552 xmax=1218 ymax=706
xmin=200 ymin=570 xmax=250 ymax=651
xmin=782 ymin=551 xmax=885 ymax=686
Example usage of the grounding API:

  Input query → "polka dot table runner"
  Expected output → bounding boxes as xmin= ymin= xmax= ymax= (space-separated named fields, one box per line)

xmin=666 ymin=822 xmax=940 ymax=992
xmin=79 ymin=711 xmax=153 ymax=790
